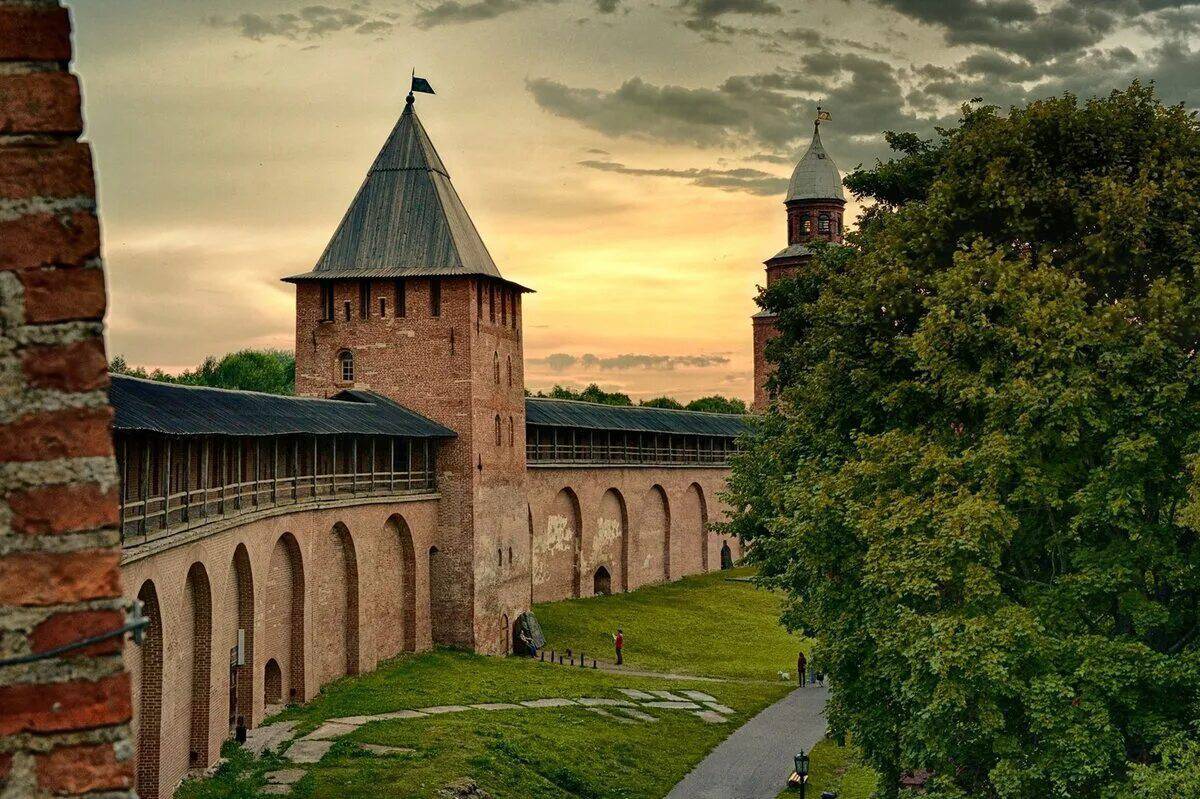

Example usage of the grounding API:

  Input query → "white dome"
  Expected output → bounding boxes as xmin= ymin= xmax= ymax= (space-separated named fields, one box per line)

xmin=786 ymin=127 xmax=844 ymax=203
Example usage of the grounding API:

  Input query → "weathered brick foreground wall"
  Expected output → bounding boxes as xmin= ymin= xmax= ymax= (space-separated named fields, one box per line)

xmin=526 ymin=467 xmax=741 ymax=604
xmin=0 ymin=2 xmax=136 ymax=797
xmin=119 ymin=497 xmax=440 ymax=799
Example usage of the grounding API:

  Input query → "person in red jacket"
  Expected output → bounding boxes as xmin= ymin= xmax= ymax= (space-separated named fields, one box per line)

xmin=612 ymin=629 xmax=624 ymax=665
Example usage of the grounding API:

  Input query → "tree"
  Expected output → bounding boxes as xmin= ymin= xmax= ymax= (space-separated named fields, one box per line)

xmin=538 ymin=383 xmax=634 ymax=406
xmin=639 ymin=396 xmax=685 ymax=410
xmin=723 ymin=83 xmax=1200 ymax=799
xmin=686 ymin=395 xmax=748 ymax=415
xmin=110 ymin=349 xmax=295 ymax=394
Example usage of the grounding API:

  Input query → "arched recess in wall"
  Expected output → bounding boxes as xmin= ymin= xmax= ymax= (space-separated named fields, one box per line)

xmin=651 ymin=485 xmax=671 ymax=582
xmin=599 ymin=488 xmax=630 ymax=593
xmin=264 ymin=659 xmax=282 ymax=704
xmin=687 ymin=483 xmax=709 ymax=573
xmin=135 ymin=579 xmax=163 ymax=799
xmin=428 ymin=546 xmax=451 ymax=647
xmin=267 ymin=533 xmax=305 ymax=705
xmin=230 ymin=544 xmax=254 ymax=735
xmin=330 ymin=522 xmax=361 ymax=676
xmin=551 ymin=487 xmax=583 ymax=598
xmin=384 ymin=514 xmax=418 ymax=654
xmin=185 ymin=563 xmax=212 ymax=770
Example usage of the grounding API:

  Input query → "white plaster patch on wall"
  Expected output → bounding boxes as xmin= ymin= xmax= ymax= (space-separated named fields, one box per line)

xmin=591 ymin=517 xmax=622 ymax=568
xmin=532 ymin=514 xmax=575 ymax=586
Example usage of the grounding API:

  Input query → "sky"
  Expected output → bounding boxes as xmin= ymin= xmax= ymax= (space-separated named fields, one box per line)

xmin=69 ymin=0 xmax=1200 ymax=402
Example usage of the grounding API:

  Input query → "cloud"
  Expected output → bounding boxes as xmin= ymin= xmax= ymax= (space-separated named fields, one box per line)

xmin=206 ymin=5 xmax=392 ymax=41
xmin=678 ymin=0 xmax=783 ymax=32
xmin=869 ymin=0 xmax=1190 ymax=62
xmin=534 ymin=352 xmax=732 ymax=371
xmin=526 ymin=75 xmax=804 ymax=149
xmin=413 ymin=0 xmax=554 ymax=28
xmin=579 ymin=159 xmax=788 ymax=195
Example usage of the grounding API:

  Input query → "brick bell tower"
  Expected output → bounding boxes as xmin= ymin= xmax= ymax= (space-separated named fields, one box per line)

xmin=286 ymin=91 xmax=531 ymax=655
xmin=752 ymin=111 xmax=845 ymax=410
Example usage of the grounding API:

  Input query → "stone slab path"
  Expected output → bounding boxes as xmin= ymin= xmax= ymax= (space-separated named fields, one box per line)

xmin=241 ymin=687 xmax=747 ymax=794
xmin=664 ymin=685 xmax=829 ymax=799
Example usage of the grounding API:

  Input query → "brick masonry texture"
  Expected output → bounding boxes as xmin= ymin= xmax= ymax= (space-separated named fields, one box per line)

xmin=0 ymin=4 xmax=135 ymax=799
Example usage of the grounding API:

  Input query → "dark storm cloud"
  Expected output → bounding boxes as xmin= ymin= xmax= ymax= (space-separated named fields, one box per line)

xmin=536 ymin=353 xmax=732 ymax=371
xmin=413 ymin=0 xmax=556 ymax=28
xmin=579 ymin=159 xmax=789 ymax=195
xmin=205 ymin=4 xmax=392 ymax=41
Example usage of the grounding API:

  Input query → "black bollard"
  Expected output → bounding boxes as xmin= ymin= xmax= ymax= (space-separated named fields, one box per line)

xmin=579 ymin=652 xmax=585 ymax=668
xmin=592 ymin=660 xmax=597 ymax=669
xmin=540 ymin=650 xmax=545 ymax=662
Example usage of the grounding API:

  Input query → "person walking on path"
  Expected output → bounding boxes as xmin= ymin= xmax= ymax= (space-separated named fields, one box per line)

xmin=612 ymin=629 xmax=624 ymax=665
xmin=796 ymin=650 xmax=807 ymax=686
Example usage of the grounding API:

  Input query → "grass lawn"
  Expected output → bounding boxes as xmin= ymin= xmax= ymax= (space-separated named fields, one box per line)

xmin=777 ymin=739 xmax=877 ymax=799
xmin=535 ymin=567 xmax=805 ymax=681
xmin=179 ymin=568 xmax=802 ymax=798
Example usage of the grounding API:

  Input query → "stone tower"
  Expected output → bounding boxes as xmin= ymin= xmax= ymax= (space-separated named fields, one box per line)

xmin=286 ymin=94 xmax=531 ymax=654
xmin=752 ymin=118 xmax=845 ymax=409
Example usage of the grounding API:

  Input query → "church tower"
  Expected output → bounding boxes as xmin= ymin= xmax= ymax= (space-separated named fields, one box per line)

xmin=752 ymin=116 xmax=845 ymax=409
xmin=286 ymin=93 xmax=530 ymax=654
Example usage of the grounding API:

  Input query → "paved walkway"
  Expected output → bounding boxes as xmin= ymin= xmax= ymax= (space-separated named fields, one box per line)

xmin=665 ymin=685 xmax=829 ymax=799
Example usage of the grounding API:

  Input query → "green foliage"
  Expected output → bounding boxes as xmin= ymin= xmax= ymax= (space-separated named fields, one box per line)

xmin=639 ymin=395 xmax=685 ymax=409
xmin=536 ymin=567 xmax=803 ymax=681
xmin=538 ymin=383 xmax=635 ymax=406
xmin=685 ymin=395 xmax=749 ymax=415
xmin=725 ymin=83 xmax=1200 ymax=798
xmin=110 ymin=349 xmax=296 ymax=395
xmin=533 ymin=384 xmax=747 ymax=414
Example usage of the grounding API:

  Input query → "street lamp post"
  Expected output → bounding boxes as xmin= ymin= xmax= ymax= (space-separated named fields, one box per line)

xmin=794 ymin=750 xmax=810 ymax=799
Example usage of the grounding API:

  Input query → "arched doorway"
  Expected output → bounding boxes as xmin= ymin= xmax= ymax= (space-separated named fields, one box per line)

xmin=135 ymin=580 xmax=163 ymax=799
xmin=185 ymin=563 xmax=212 ymax=770
xmin=721 ymin=541 xmax=734 ymax=570
xmin=383 ymin=515 xmax=417 ymax=655
xmin=678 ymin=483 xmax=707 ymax=576
xmin=593 ymin=566 xmax=612 ymax=596
xmin=264 ymin=659 xmax=282 ymax=705
xmin=229 ymin=545 xmax=254 ymax=736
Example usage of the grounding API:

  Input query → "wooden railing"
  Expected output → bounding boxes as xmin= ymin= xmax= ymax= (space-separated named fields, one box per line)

xmin=120 ymin=469 xmax=436 ymax=547
xmin=525 ymin=429 xmax=736 ymax=468
xmin=117 ymin=433 xmax=437 ymax=547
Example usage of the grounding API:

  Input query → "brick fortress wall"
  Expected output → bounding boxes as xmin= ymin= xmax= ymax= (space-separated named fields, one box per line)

xmin=0 ymin=2 xmax=135 ymax=797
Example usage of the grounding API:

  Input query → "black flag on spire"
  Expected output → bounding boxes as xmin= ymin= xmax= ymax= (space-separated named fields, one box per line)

xmin=411 ymin=75 xmax=435 ymax=95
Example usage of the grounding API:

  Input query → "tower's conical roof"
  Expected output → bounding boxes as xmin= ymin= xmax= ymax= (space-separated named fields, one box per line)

xmin=786 ymin=126 xmax=844 ymax=203
xmin=285 ymin=98 xmax=519 ymax=286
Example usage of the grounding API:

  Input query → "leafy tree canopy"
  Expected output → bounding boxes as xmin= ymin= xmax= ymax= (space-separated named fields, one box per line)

xmin=686 ymin=395 xmax=749 ymax=415
xmin=532 ymin=384 xmax=745 ymax=414
xmin=724 ymin=83 xmax=1200 ymax=798
xmin=111 ymin=349 xmax=295 ymax=395
xmin=639 ymin=396 xmax=686 ymax=410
